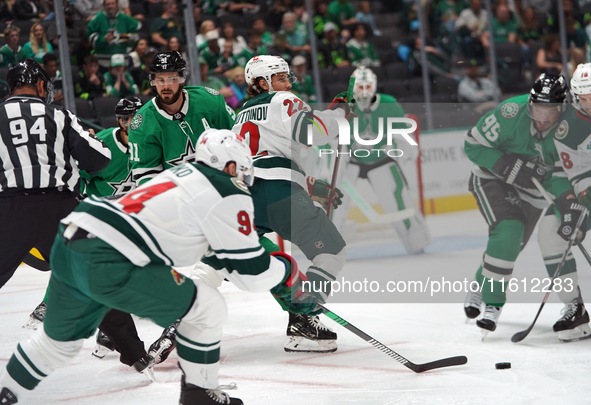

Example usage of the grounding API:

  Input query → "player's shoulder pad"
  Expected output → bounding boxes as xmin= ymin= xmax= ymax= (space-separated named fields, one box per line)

xmin=191 ymin=163 xmax=251 ymax=197
xmin=185 ymin=85 xmax=222 ymax=98
xmin=495 ymin=94 xmax=527 ymax=120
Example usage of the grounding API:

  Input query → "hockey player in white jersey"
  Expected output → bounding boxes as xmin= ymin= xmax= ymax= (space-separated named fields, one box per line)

xmin=0 ymin=130 xmax=319 ymax=405
xmin=331 ymin=66 xmax=430 ymax=253
xmin=232 ymin=55 xmax=349 ymax=353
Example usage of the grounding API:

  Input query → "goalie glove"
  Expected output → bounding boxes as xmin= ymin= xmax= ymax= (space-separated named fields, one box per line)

xmin=270 ymin=252 xmax=324 ymax=316
xmin=557 ymin=192 xmax=588 ymax=242
xmin=307 ymin=176 xmax=343 ymax=211
xmin=492 ymin=154 xmax=546 ymax=189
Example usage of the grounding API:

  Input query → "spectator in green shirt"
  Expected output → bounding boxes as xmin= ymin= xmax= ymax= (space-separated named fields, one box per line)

xmin=236 ymin=30 xmax=269 ymax=66
xmin=328 ymin=0 xmax=357 ymax=28
xmin=251 ymin=17 xmax=274 ymax=47
xmin=290 ymin=55 xmax=316 ymax=104
xmin=0 ymin=26 xmax=27 ymax=68
xmin=150 ymin=1 xmax=186 ymax=48
xmin=346 ymin=23 xmax=380 ymax=67
xmin=86 ymin=0 xmax=140 ymax=57
xmin=481 ymin=4 xmax=518 ymax=49
xmin=313 ymin=0 xmax=332 ymax=38
xmin=200 ymin=30 xmax=223 ymax=73
xmin=279 ymin=12 xmax=311 ymax=54
xmin=317 ymin=22 xmax=350 ymax=68
xmin=104 ymin=53 xmax=139 ymax=97
xmin=23 ymin=23 xmax=54 ymax=64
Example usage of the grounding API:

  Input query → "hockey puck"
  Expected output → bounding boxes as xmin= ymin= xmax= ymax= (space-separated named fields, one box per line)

xmin=495 ymin=362 xmax=511 ymax=369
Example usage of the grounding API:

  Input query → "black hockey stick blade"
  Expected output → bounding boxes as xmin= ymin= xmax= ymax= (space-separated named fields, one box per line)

xmin=320 ymin=305 xmax=467 ymax=373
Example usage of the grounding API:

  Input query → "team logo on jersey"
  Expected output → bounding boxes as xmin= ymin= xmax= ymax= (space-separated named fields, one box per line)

xmin=505 ymin=192 xmax=521 ymax=207
xmin=500 ymin=102 xmax=519 ymax=119
xmin=555 ymin=120 xmax=569 ymax=139
xmin=107 ymin=171 xmax=136 ymax=195
xmin=231 ymin=177 xmax=250 ymax=194
xmin=205 ymin=87 xmax=220 ymax=96
xmin=315 ymin=240 xmax=325 ymax=249
xmin=130 ymin=113 xmax=143 ymax=130
xmin=170 ymin=269 xmax=186 ymax=286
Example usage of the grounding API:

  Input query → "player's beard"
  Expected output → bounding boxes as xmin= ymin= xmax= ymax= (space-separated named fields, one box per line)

xmin=158 ymin=86 xmax=183 ymax=105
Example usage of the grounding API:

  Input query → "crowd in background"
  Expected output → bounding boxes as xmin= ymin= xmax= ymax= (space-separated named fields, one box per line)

xmin=0 ymin=0 xmax=587 ymax=126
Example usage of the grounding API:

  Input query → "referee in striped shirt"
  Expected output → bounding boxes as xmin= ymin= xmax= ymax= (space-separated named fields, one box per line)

xmin=0 ymin=59 xmax=111 ymax=289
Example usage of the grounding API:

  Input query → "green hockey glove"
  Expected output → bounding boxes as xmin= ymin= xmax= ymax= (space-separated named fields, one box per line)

xmin=307 ymin=176 xmax=343 ymax=211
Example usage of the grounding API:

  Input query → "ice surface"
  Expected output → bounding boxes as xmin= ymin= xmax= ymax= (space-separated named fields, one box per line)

xmin=1 ymin=210 xmax=591 ymax=404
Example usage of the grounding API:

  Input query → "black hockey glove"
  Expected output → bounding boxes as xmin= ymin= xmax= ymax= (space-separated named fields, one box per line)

xmin=492 ymin=155 xmax=546 ymax=189
xmin=557 ymin=192 xmax=588 ymax=242
xmin=307 ymin=176 xmax=343 ymax=211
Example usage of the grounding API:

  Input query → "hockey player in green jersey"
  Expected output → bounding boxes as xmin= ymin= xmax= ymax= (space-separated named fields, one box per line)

xmin=331 ymin=66 xmax=430 ymax=253
xmin=550 ymin=63 xmax=591 ymax=341
xmin=463 ymin=74 xmax=588 ymax=340
xmin=128 ymin=51 xmax=236 ymax=186
xmin=233 ymin=55 xmax=349 ymax=353
xmin=0 ymin=129 xmax=317 ymax=405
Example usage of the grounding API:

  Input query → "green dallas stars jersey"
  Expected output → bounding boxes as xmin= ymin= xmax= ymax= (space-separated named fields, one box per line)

xmin=553 ymin=105 xmax=591 ymax=198
xmin=464 ymin=94 xmax=572 ymax=208
xmin=128 ymin=86 xmax=236 ymax=185
xmin=80 ymin=127 xmax=135 ymax=197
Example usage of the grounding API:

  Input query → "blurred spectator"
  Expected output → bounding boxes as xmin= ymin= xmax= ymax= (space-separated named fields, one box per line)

xmin=199 ymin=58 xmax=231 ymax=97
xmin=518 ymin=6 xmax=545 ymax=67
xmin=567 ymin=47 xmax=585 ymax=75
xmin=457 ymin=59 xmax=499 ymax=113
xmin=47 ymin=4 xmax=80 ymax=49
xmin=268 ymin=0 xmax=294 ymax=31
xmin=221 ymin=21 xmax=247 ymax=55
xmin=398 ymin=26 xmax=456 ymax=79
xmin=0 ymin=0 xmax=15 ymax=22
xmin=150 ymin=1 xmax=185 ymax=47
xmin=196 ymin=19 xmax=217 ymax=50
xmin=355 ymin=1 xmax=380 ymax=36
xmin=266 ymin=33 xmax=292 ymax=64
xmin=104 ymin=53 xmax=139 ymax=97
xmin=72 ymin=27 xmax=93 ymax=67
xmin=565 ymin=16 xmax=589 ymax=48
xmin=433 ymin=0 xmax=465 ymax=33
xmin=313 ymin=0 xmax=332 ymax=38
xmin=236 ymin=30 xmax=269 ymax=66
xmin=130 ymin=46 xmax=157 ymax=95
xmin=293 ymin=0 xmax=309 ymax=24
xmin=536 ymin=34 xmax=563 ymax=75
xmin=455 ymin=0 xmax=487 ymax=58
xmin=74 ymin=0 xmax=103 ymax=21
xmin=317 ymin=22 xmax=349 ymax=68
xmin=251 ymin=17 xmax=274 ymax=48
xmin=290 ymin=55 xmax=316 ymax=103
xmin=42 ymin=53 xmax=63 ymax=102
xmin=127 ymin=38 xmax=148 ymax=69
xmin=328 ymin=0 xmax=357 ymax=28
xmin=346 ymin=23 xmax=379 ymax=67
xmin=549 ymin=1 xmax=584 ymax=29
xmin=193 ymin=2 xmax=202 ymax=26
xmin=481 ymin=4 xmax=518 ymax=49
xmin=202 ymin=0 xmax=258 ymax=15
xmin=87 ymin=0 xmax=140 ymax=57
xmin=23 ymin=23 xmax=53 ymax=63
xmin=218 ymin=40 xmax=238 ymax=72
xmin=0 ymin=25 xmax=27 ymax=67
xmin=279 ymin=12 xmax=311 ymax=54
xmin=224 ymin=66 xmax=247 ymax=109
xmin=14 ymin=0 xmax=49 ymax=21
xmin=521 ymin=0 xmax=552 ymax=17
xmin=166 ymin=36 xmax=187 ymax=60
xmin=74 ymin=55 xmax=106 ymax=100
xmin=200 ymin=30 xmax=222 ymax=73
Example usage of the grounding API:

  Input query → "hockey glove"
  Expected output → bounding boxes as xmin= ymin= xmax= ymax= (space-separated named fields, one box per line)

xmin=557 ymin=192 xmax=588 ymax=242
xmin=307 ymin=176 xmax=343 ymax=211
xmin=328 ymin=91 xmax=356 ymax=119
xmin=492 ymin=154 xmax=546 ymax=189
xmin=579 ymin=187 xmax=591 ymax=211
xmin=270 ymin=252 xmax=323 ymax=316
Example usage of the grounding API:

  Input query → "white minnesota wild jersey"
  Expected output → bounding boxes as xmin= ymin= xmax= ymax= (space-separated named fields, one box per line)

xmin=61 ymin=162 xmax=285 ymax=293
xmin=232 ymin=91 xmax=345 ymax=188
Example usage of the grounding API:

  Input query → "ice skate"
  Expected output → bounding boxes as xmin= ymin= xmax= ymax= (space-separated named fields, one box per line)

xmin=476 ymin=305 xmax=502 ymax=340
xmin=285 ymin=312 xmax=337 ymax=353
xmin=554 ymin=302 xmax=591 ymax=342
xmin=464 ymin=287 xmax=482 ymax=322
xmin=0 ymin=387 xmax=17 ymax=404
xmin=148 ymin=321 xmax=179 ymax=364
xmin=179 ymin=375 xmax=242 ymax=405
xmin=92 ymin=330 xmax=117 ymax=359
xmin=22 ymin=301 xmax=46 ymax=329
xmin=132 ymin=354 xmax=155 ymax=382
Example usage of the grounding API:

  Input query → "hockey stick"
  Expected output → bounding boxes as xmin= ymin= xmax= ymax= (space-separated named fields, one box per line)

xmin=511 ymin=178 xmax=588 ymax=343
xmin=319 ymin=305 xmax=467 ymax=372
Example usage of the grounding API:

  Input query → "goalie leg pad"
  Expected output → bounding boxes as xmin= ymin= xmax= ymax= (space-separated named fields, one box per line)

xmin=177 ymin=280 xmax=226 ymax=389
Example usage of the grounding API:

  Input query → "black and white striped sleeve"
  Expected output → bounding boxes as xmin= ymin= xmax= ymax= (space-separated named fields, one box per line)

xmin=64 ymin=109 xmax=111 ymax=175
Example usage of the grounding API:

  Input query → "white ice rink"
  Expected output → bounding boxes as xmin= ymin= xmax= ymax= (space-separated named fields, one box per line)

xmin=2 ymin=209 xmax=591 ymax=405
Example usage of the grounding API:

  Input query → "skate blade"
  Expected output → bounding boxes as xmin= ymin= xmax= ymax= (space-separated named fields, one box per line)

xmin=22 ymin=318 xmax=42 ymax=330
xmin=92 ymin=344 xmax=113 ymax=359
xmin=284 ymin=336 xmax=337 ymax=353
xmin=480 ymin=329 xmax=489 ymax=341
xmin=558 ymin=323 xmax=591 ymax=343
xmin=141 ymin=366 xmax=155 ymax=382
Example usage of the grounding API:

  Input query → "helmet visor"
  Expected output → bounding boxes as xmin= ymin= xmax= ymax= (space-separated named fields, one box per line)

xmin=526 ymin=103 xmax=563 ymax=125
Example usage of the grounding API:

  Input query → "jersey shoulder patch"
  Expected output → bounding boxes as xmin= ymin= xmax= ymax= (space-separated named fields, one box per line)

xmin=130 ymin=113 xmax=143 ymax=130
xmin=205 ymin=87 xmax=220 ymax=96
xmin=192 ymin=163 xmax=251 ymax=197
xmin=555 ymin=119 xmax=569 ymax=140
xmin=500 ymin=102 xmax=519 ymax=119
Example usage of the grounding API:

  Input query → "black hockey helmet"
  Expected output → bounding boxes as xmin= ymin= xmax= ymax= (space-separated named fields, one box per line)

xmin=149 ymin=51 xmax=187 ymax=98
xmin=7 ymin=59 xmax=54 ymax=104
xmin=115 ymin=96 xmax=142 ymax=119
xmin=529 ymin=73 xmax=568 ymax=104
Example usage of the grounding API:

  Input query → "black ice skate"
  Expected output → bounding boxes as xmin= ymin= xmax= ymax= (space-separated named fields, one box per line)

xmin=132 ymin=354 xmax=155 ymax=382
xmin=148 ymin=321 xmax=179 ymax=364
xmin=476 ymin=305 xmax=502 ymax=340
xmin=92 ymin=331 xmax=117 ymax=359
xmin=179 ymin=375 xmax=242 ymax=405
xmin=553 ymin=302 xmax=591 ymax=342
xmin=22 ymin=301 xmax=46 ymax=330
xmin=285 ymin=312 xmax=337 ymax=353
xmin=464 ymin=288 xmax=482 ymax=321
xmin=0 ymin=387 xmax=17 ymax=404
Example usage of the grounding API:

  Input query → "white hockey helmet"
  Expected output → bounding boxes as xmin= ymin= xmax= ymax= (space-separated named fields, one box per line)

xmin=352 ymin=66 xmax=377 ymax=112
xmin=245 ymin=55 xmax=295 ymax=93
xmin=195 ymin=129 xmax=254 ymax=186
xmin=570 ymin=63 xmax=591 ymax=114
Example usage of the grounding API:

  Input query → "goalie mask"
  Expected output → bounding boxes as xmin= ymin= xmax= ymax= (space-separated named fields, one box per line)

xmin=570 ymin=63 xmax=591 ymax=116
xmin=245 ymin=55 xmax=295 ymax=93
xmin=195 ymin=129 xmax=254 ymax=186
xmin=352 ymin=66 xmax=377 ymax=112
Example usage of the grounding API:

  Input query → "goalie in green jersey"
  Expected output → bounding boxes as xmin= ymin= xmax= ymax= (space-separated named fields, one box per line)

xmin=464 ymin=74 xmax=590 ymax=341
